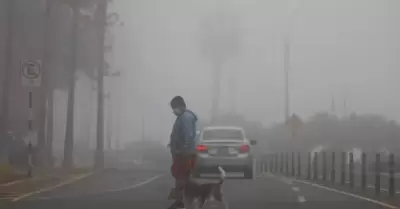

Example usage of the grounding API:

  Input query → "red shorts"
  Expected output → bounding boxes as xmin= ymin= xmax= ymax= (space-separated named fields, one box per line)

xmin=171 ymin=154 xmax=196 ymax=181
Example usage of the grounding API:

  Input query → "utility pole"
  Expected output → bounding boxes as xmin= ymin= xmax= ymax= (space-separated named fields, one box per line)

xmin=211 ymin=61 xmax=222 ymax=122
xmin=141 ymin=114 xmax=145 ymax=141
xmin=94 ymin=0 xmax=108 ymax=170
xmin=0 ymin=0 xmax=14 ymax=136
xmin=284 ymin=37 xmax=291 ymax=122
xmin=229 ymin=67 xmax=237 ymax=114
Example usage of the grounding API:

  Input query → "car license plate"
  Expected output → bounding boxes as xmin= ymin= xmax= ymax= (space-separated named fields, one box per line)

xmin=229 ymin=148 xmax=238 ymax=154
xmin=209 ymin=149 xmax=218 ymax=155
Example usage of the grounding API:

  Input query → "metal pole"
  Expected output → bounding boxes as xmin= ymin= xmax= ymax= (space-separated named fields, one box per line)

xmin=341 ymin=152 xmax=345 ymax=185
xmin=270 ymin=155 xmax=273 ymax=173
xmin=291 ymin=152 xmax=295 ymax=176
xmin=389 ymin=153 xmax=395 ymax=197
xmin=322 ymin=152 xmax=327 ymax=181
xmin=361 ymin=153 xmax=366 ymax=191
xmin=95 ymin=0 xmax=108 ymax=170
xmin=297 ymin=152 xmax=301 ymax=177
xmin=280 ymin=152 xmax=284 ymax=173
xmin=0 ymin=0 xmax=14 ymax=136
xmin=286 ymin=152 xmax=289 ymax=176
xmin=349 ymin=152 xmax=354 ymax=188
xmin=307 ymin=152 xmax=311 ymax=180
xmin=375 ymin=153 xmax=380 ymax=196
xmin=313 ymin=152 xmax=318 ymax=180
xmin=331 ymin=152 xmax=336 ymax=183
xmin=275 ymin=153 xmax=278 ymax=173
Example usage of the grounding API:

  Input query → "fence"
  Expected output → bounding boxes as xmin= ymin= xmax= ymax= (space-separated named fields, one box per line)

xmin=261 ymin=152 xmax=397 ymax=197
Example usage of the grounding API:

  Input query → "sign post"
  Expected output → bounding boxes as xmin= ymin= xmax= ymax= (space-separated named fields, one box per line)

xmin=21 ymin=60 xmax=41 ymax=176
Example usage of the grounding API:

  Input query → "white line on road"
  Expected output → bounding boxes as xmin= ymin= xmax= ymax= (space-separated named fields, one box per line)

xmin=293 ymin=179 xmax=398 ymax=209
xmin=297 ymin=196 xmax=306 ymax=202
xmin=27 ymin=174 xmax=165 ymax=201
xmin=292 ymin=187 xmax=300 ymax=192
xmin=12 ymin=172 xmax=95 ymax=202
xmin=101 ymin=174 xmax=163 ymax=193
xmin=0 ymin=177 xmax=38 ymax=187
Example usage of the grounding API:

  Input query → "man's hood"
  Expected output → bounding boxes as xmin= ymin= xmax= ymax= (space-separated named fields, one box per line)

xmin=183 ymin=109 xmax=198 ymax=122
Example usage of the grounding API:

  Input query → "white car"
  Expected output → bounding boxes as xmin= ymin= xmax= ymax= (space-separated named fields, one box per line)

xmin=194 ymin=126 xmax=257 ymax=179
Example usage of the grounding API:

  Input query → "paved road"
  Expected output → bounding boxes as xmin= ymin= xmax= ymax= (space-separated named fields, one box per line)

xmin=1 ymin=168 xmax=395 ymax=209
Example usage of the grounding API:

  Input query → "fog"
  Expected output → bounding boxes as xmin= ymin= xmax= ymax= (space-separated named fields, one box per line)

xmin=107 ymin=0 xmax=400 ymax=145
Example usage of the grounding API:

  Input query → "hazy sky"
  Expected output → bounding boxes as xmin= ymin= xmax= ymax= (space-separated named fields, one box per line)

xmin=109 ymin=0 xmax=400 ymax=142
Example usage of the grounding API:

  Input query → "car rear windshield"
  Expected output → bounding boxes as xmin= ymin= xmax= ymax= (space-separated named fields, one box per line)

xmin=202 ymin=129 xmax=244 ymax=140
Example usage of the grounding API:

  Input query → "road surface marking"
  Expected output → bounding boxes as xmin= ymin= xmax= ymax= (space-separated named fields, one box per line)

xmin=0 ymin=178 xmax=38 ymax=187
xmin=292 ymin=187 xmax=300 ymax=192
xmin=297 ymin=196 xmax=306 ymax=202
xmin=101 ymin=174 xmax=163 ymax=193
xmin=27 ymin=175 xmax=164 ymax=201
xmin=293 ymin=179 xmax=397 ymax=209
xmin=12 ymin=172 xmax=95 ymax=202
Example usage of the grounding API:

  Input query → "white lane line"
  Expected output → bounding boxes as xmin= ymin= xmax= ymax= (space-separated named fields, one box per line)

xmin=292 ymin=187 xmax=300 ymax=192
xmin=99 ymin=174 xmax=163 ymax=193
xmin=293 ymin=179 xmax=398 ymax=209
xmin=297 ymin=196 xmax=306 ymax=202
xmin=12 ymin=172 xmax=95 ymax=202
xmin=25 ymin=174 xmax=164 ymax=201
xmin=0 ymin=177 xmax=38 ymax=187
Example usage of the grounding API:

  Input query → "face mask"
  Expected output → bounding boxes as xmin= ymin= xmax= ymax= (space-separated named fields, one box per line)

xmin=173 ymin=108 xmax=181 ymax=116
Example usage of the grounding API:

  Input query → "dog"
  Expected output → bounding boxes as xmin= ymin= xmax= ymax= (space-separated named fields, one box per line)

xmin=181 ymin=166 xmax=228 ymax=209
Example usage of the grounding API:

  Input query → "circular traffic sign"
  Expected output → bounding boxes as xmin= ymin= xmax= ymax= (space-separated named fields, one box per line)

xmin=21 ymin=61 xmax=40 ymax=79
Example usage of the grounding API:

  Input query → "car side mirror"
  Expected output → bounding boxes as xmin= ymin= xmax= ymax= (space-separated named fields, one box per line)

xmin=250 ymin=139 xmax=257 ymax=145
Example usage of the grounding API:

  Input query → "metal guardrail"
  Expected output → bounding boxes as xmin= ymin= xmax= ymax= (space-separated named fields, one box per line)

xmin=262 ymin=152 xmax=397 ymax=197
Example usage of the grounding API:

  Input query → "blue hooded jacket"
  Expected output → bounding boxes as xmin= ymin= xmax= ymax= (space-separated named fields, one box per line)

xmin=169 ymin=109 xmax=198 ymax=155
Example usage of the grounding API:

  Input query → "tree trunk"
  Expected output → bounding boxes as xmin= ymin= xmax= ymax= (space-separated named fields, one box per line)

xmin=63 ymin=4 xmax=79 ymax=170
xmin=0 ymin=0 xmax=14 ymax=137
xmin=36 ymin=0 xmax=53 ymax=168
xmin=94 ymin=0 xmax=108 ymax=170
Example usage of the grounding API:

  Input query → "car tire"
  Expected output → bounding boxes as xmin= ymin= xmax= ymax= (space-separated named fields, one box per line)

xmin=244 ymin=167 xmax=253 ymax=179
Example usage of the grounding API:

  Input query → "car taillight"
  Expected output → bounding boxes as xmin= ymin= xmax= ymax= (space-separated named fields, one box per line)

xmin=196 ymin=144 xmax=207 ymax=152
xmin=239 ymin=144 xmax=249 ymax=153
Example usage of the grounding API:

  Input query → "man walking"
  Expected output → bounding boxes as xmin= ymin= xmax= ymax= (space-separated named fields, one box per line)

xmin=168 ymin=96 xmax=198 ymax=209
